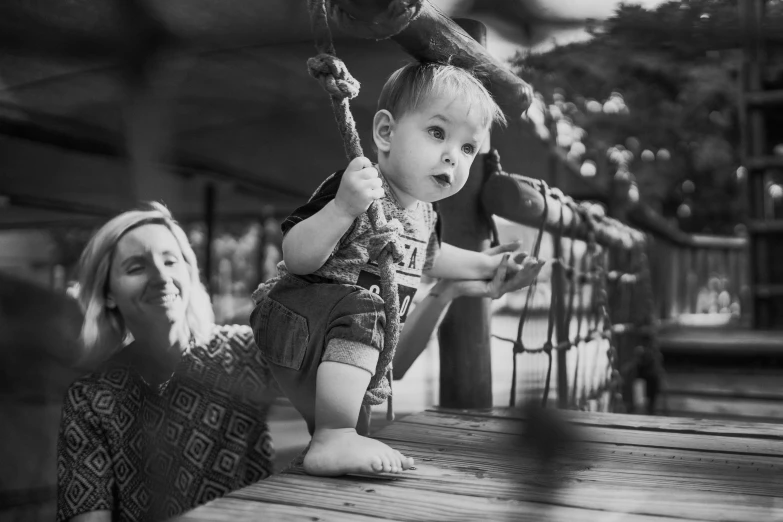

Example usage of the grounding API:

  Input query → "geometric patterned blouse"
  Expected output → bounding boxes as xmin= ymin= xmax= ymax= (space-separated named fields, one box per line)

xmin=56 ymin=324 xmax=276 ymax=522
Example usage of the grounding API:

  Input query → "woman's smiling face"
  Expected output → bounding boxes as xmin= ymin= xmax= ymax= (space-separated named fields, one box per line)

xmin=107 ymin=224 xmax=192 ymax=333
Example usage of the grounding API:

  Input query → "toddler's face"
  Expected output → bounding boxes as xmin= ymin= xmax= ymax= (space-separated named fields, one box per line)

xmin=383 ymin=93 xmax=490 ymax=207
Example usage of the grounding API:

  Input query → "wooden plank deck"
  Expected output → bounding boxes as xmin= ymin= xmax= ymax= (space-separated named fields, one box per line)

xmin=658 ymin=326 xmax=783 ymax=357
xmin=656 ymin=326 xmax=783 ymax=423
xmin=176 ymin=408 xmax=783 ymax=522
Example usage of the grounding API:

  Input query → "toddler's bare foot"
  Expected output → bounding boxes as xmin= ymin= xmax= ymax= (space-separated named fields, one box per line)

xmin=303 ymin=427 xmax=414 ymax=477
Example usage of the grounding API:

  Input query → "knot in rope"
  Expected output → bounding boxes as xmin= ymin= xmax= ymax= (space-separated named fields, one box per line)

xmin=368 ymin=218 xmax=405 ymax=264
xmin=363 ymin=375 xmax=391 ymax=406
xmin=307 ymin=53 xmax=361 ymax=100
xmin=326 ymin=0 xmax=423 ymax=40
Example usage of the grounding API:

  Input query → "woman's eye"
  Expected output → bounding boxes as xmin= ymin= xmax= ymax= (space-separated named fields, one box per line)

xmin=462 ymin=144 xmax=475 ymax=155
xmin=127 ymin=265 xmax=143 ymax=274
xmin=429 ymin=127 xmax=444 ymax=140
xmin=165 ymin=258 xmax=179 ymax=266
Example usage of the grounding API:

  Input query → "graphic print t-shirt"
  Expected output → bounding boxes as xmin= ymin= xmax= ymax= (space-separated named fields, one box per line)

xmin=279 ymin=169 xmax=441 ymax=322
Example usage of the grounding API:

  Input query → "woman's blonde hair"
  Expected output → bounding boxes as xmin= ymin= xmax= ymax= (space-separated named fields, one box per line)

xmin=74 ymin=202 xmax=214 ymax=363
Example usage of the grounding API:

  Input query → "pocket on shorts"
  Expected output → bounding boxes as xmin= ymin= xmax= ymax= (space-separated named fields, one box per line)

xmin=255 ymin=298 xmax=309 ymax=371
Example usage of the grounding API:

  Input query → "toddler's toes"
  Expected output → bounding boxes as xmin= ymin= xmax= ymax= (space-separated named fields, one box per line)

xmin=390 ymin=453 xmax=402 ymax=472
xmin=370 ymin=456 xmax=384 ymax=472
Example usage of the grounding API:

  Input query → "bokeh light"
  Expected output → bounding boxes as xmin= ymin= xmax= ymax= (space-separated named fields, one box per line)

xmin=580 ymin=160 xmax=597 ymax=177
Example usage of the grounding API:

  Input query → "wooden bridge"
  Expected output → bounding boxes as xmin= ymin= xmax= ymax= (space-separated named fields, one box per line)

xmin=177 ymin=408 xmax=783 ymax=522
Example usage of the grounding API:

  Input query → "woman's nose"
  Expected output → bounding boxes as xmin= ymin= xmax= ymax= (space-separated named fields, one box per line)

xmin=149 ymin=261 xmax=172 ymax=284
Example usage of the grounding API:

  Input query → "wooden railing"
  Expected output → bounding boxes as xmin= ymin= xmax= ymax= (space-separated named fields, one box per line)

xmin=627 ymin=206 xmax=749 ymax=327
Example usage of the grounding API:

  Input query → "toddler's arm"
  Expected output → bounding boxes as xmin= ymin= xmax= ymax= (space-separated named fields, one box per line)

xmin=425 ymin=241 xmax=545 ymax=284
xmin=283 ymin=157 xmax=384 ymax=275
xmin=424 ymin=243 xmax=501 ymax=280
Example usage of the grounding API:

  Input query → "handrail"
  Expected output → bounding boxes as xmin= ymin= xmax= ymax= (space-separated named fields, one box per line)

xmin=481 ymin=165 xmax=646 ymax=250
xmin=627 ymin=204 xmax=746 ymax=250
xmin=626 ymin=203 xmax=749 ymax=326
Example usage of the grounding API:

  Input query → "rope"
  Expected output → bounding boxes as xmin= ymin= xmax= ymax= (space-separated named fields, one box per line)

xmin=483 ymin=150 xmax=504 ymax=248
xmin=307 ymin=0 xmax=415 ymax=421
xmin=506 ymin=177 xmax=549 ymax=407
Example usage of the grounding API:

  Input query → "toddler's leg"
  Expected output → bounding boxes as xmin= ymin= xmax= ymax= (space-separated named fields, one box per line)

xmin=303 ymin=349 xmax=414 ymax=476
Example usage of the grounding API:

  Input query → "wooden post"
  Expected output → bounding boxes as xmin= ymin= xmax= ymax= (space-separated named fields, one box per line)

xmin=551 ymin=230 xmax=570 ymax=409
xmin=548 ymin=114 xmax=570 ymax=407
xmin=437 ymin=19 xmax=493 ymax=410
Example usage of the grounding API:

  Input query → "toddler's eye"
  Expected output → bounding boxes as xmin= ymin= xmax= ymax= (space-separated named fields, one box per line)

xmin=127 ymin=265 xmax=143 ymax=274
xmin=428 ymin=127 xmax=444 ymax=140
xmin=462 ymin=144 xmax=475 ymax=155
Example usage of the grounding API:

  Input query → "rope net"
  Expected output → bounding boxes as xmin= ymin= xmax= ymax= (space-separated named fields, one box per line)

xmin=486 ymin=151 xmax=662 ymax=413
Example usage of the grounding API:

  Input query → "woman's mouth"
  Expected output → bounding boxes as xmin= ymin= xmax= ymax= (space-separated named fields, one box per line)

xmin=432 ymin=173 xmax=453 ymax=188
xmin=150 ymin=292 xmax=181 ymax=305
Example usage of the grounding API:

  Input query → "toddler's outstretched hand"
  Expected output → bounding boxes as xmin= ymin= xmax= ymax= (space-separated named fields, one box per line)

xmin=442 ymin=242 xmax=545 ymax=300
xmin=483 ymin=242 xmax=545 ymax=299
xmin=494 ymin=241 xmax=546 ymax=293
xmin=334 ymin=156 xmax=384 ymax=219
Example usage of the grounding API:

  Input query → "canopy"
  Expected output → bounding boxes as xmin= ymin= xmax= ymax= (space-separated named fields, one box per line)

xmin=0 ymin=0 xmax=601 ymax=229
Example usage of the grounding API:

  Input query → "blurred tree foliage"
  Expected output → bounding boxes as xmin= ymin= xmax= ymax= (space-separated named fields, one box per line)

xmin=513 ymin=0 xmax=783 ymax=234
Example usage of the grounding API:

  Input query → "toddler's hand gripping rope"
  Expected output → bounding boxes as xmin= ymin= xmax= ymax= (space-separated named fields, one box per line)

xmin=306 ymin=0 xmax=421 ymax=420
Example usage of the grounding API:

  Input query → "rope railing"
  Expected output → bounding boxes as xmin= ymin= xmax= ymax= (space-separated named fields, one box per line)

xmin=483 ymin=151 xmax=662 ymax=413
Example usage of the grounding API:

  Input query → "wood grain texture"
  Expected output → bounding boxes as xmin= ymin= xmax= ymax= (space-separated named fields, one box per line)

xmin=375 ymin=439 xmax=783 ymax=498
xmin=230 ymin=474 xmax=702 ymax=522
xmin=176 ymin=496 xmax=394 ymax=521
xmin=392 ymin=411 xmax=783 ymax=457
xmin=430 ymin=407 xmax=783 ymax=440
xmin=173 ymin=408 xmax=783 ymax=522
xmin=274 ymin=456 xmax=783 ymax=520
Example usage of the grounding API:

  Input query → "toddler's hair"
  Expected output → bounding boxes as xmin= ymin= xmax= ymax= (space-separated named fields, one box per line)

xmin=377 ymin=62 xmax=506 ymax=128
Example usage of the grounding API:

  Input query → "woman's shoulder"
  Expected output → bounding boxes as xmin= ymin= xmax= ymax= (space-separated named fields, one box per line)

xmin=203 ymin=324 xmax=257 ymax=358
xmin=197 ymin=324 xmax=272 ymax=387
xmin=61 ymin=365 xmax=136 ymax=415
xmin=209 ymin=323 xmax=254 ymax=344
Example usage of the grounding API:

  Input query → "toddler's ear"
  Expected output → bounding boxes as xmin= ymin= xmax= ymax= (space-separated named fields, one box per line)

xmin=372 ymin=110 xmax=394 ymax=153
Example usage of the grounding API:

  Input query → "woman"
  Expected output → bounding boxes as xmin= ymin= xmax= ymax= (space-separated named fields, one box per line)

xmin=57 ymin=203 xmax=276 ymax=522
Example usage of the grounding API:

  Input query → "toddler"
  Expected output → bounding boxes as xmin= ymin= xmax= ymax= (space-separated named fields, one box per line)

xmin=251 ymin=62 xmax=542 ymax=477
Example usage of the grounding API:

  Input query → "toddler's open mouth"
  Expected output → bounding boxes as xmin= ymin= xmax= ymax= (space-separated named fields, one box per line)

xmin=432 ymin=173 xmax=453 ymax=187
